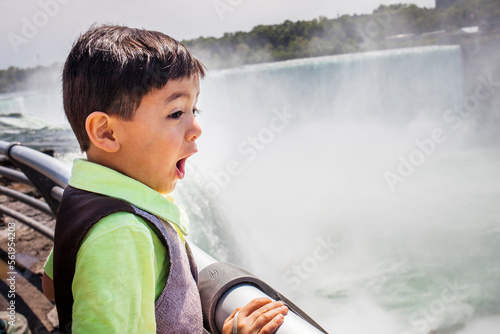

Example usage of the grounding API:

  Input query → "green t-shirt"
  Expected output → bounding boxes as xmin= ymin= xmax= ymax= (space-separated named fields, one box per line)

xmin=44 ymin=159 xmax=190 ymax=333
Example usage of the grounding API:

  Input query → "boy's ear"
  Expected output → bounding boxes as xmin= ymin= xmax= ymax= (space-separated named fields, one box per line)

xmin=85 ymin=112 xmax=120 ymax=153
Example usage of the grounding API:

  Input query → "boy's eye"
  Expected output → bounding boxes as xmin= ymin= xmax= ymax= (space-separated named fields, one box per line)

xmin=169 ymin=111 xmax=184 ymax=119
xmin=193 ymin=108 xmax=201 ymax=117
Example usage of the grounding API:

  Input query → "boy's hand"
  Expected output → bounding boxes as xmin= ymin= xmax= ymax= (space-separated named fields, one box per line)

xmin=222 ymin=297 xmax=289 ymax=334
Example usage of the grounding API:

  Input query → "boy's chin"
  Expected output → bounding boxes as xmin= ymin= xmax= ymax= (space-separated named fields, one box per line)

xmin=156 ymin=180 xmax=178 ymax=196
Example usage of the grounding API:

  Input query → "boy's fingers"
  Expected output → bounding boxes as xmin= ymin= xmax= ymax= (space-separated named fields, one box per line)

xmin=250 ymin=305 xmax=288 ymax=329
xmin=246 ymin=300 xmax=286 ymax=324
xmin=255 ymin=313 xmax=286 ymax=334
xmin=238 ymin=297 xmax=273 ymax=317
xmin=224 ymin=307 xmax=241 ymax=325
xmin=224 ymin=298 xmax=288 ymax=334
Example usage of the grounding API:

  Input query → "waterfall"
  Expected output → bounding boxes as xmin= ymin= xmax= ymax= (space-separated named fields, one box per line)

xmin=181 ymin=45 xmax=500 ymax=333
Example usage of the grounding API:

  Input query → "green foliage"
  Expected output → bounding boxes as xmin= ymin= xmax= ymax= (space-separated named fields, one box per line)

xmin=184 ymin=0 xmax=499 ymax=69
xmin=0 ymin=63 xmax=61 ymax=94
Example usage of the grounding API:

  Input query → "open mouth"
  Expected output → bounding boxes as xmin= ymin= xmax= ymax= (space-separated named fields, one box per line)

xmin=176 ymin=157 xmax=187 ymax=179
xmin=176 ymin=149 xmax=197 ymax=180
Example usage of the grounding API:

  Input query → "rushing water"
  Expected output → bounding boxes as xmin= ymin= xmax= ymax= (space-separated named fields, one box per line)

xmin=1 ymin=46 xmax=499 ymax=333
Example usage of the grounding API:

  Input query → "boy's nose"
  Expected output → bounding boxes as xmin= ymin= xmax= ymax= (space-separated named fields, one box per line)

xmin=188 ymin=117 xmax=202 ymax=142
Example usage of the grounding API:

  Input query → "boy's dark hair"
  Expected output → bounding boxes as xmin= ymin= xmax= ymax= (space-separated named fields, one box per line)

xmin=63 ymin=24 xmax=206 ymax=151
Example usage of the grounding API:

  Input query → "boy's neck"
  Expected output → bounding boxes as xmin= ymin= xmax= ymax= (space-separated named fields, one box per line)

xmin=86 ymin=147 xmax=120 ymax=173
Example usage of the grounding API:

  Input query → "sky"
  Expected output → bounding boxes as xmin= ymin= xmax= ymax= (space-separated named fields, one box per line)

xmin=0 ymin=0 xmax=435 ymax=69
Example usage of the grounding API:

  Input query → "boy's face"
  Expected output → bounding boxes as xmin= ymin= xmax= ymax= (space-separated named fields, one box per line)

xmin=112 ymin=75 xmax=202 ymax=195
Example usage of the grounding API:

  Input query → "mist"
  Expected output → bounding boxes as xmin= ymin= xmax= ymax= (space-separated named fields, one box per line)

xmin=177 ymin=42 xmax=500 ymax=333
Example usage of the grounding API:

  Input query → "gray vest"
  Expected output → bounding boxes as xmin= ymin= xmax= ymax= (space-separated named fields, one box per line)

xmin=53 ymin=186 xmax=204 ymax=333
xmin=133 ymin=206 xmax=204 ymax=333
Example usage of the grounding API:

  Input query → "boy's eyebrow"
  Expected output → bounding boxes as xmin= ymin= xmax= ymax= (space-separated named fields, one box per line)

xmin=164 ymin=91 xmax=200 ymax=104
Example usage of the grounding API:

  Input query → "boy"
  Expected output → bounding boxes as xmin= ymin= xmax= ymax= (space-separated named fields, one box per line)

xmin=42 ymin=25 xmax=288 ymax=333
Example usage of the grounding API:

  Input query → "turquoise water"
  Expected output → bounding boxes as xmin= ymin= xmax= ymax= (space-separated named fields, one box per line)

xmin=2 ymin=46 xmax=500 ymax=333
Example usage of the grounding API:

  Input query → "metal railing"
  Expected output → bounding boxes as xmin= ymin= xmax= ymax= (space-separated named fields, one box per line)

xmin=0 ymin=141 xmax=70 ymax=239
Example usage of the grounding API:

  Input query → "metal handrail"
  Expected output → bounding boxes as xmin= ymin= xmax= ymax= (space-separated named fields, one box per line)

xmin=0 ymin=185 xmax=54 ymax=217
xmin=0 ymin=141 xmax=70 ymax=188
xmin=0 ymin=140 xmax=67 ymax=239
xmin=0 ymin=204 xmax=54 ymax=239
xmin=0 ymin=141 xmax=70 ymax=214
xmin=51 ymin=186 xmax=64 ymax=202
xmin=0 ymin=166 xmax=33 ymax=185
